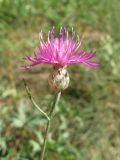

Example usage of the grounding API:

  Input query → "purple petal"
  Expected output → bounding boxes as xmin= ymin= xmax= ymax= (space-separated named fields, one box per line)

xmin=82 ymin=61 xmax=99 ymax=67
xmin=20 ymin=27 xmax=99 ymax=69
xmin=49 ymin=27 xmax=55 ymax=41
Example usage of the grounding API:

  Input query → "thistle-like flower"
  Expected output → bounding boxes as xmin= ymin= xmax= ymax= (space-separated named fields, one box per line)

xmin=21 ymin=27 xmax=98 ymax=91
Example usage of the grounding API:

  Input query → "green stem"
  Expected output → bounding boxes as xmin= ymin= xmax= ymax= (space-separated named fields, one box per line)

xmin=40 ymin=91 xmax=61 ymax=160
xmin=23 ymin=79 xmax=61 ymax=160
xmin=23 ymin=79 xmax=50 ymax=121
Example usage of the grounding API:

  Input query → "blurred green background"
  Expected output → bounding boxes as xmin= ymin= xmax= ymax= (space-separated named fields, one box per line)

xmin=0 ymin=0 xmax=120 ymax=160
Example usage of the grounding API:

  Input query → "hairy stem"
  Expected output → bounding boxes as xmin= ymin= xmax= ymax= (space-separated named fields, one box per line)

xmin=40 ymin=91 xmax=61 ymax=160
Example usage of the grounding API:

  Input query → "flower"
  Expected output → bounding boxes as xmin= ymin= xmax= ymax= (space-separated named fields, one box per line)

xmin=20 ymin=27 xmax=98 ymax=69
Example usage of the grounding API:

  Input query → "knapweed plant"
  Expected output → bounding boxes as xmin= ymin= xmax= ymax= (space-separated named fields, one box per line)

xmin=21 ymin=27 xmax=98 ymax=160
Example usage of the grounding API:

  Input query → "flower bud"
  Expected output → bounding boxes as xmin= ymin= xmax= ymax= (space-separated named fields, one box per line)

xmin=48 ymin=66 xmax=70 ymax=92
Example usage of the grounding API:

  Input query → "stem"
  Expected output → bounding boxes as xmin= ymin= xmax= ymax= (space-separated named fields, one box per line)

xmin=40 ymin=91 xmax=61 ymax=160
xmin=23 ymin=79 xmax=50 ymax=121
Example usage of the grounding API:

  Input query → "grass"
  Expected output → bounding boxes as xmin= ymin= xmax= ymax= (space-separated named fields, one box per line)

xmin=0 ymin=0 xmax=120 ymax=160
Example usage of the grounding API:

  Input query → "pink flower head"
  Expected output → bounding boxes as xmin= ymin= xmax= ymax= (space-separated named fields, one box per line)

xmin=21 ymin=27 xmax=98 ymax=69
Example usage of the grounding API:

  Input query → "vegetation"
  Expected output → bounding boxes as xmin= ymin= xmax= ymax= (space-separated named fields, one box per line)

xmin=0 ymin=0 xmax=120 ymax=159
